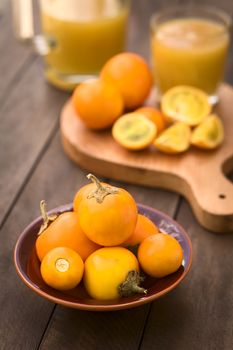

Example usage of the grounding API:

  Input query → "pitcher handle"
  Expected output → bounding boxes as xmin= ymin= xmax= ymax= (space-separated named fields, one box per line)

xmin=11 ymin=0 xmax=34 ymax=41
xmin=11 ymin=0 xmax=55 ymax=55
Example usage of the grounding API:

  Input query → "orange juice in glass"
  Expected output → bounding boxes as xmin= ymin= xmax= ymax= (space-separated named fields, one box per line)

xmin=150 ymin=6 xmax=231 ymax=103
xmin=39 ymin=0 xmax=130 ymax=90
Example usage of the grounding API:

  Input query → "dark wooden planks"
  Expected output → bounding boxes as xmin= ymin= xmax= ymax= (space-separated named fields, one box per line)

xmin=0 ymin=58 xmax=68 ymax=227
xmin=181 ymin=0 xmax=233 ymax=14
xmin=0 ymin=4 xmax=68 ymax=232
xmin=39 ymin=304 xmax=150 ymax=350
xmin=140 ymin=200 xmax=233 ymax=350
xmin=0 ymin=69 xmax=66 ymax=345
xmin=0 ymin=2 xmax=35 ymax=104
xmin=0 ymin=132 xmax=92 ymax=350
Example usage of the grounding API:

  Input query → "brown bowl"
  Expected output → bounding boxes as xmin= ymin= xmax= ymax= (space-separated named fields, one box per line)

xmin=14 ymin=203 xmax=192 ymax=311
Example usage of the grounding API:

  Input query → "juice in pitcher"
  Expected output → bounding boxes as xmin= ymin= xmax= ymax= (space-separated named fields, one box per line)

xmin=150 ymin=6 xmax=231 ymax=102
xmin=40 ymin=0 xmax=130 ymax=90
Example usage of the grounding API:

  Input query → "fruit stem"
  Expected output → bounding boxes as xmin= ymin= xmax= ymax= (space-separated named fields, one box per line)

xmin=87 ymin=174 xmax=103 ymax=192
xmin=86 ymin=173 xmax=118 ymax=204
xmin=40 ymin=200 xmax=49 ymax=225
xmin=118 ymin=270 xmax=147 ymax=297
xmin=38 ymin=200 xmax=58 ymax=235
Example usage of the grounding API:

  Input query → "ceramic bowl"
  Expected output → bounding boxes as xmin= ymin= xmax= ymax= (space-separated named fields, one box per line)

xmin=14 ymin=203 xmax=192 ymax=311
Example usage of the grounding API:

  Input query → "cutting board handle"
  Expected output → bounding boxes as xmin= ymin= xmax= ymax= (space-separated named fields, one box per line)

xmin=183 ymin=159 xmax=233 ymax=232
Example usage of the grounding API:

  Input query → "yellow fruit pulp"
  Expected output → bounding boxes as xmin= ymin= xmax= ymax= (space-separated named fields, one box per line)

xmin=161 ymin=85 xmax=211 ymax=126
xmin=191 ymin=114 xmax=224 ymax=149
xmin=112 ymin=112 xmax=157 ymax=150
xmin=154 ymin=122 xmax=191 ymax=154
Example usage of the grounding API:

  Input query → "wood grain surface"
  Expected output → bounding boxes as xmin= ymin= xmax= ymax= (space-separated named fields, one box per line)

xmin=1 ymin=1 xmax=233 ymax=350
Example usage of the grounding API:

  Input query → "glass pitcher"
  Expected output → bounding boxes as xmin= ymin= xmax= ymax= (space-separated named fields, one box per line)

xmin=12 ymin=0 xmax=130 ymax=90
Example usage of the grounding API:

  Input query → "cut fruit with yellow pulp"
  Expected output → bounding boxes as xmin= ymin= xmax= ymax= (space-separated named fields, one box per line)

xmin=191 ymin=114 xmax=224 ymax=149
xmin=112 ymin=112 xmax=157 ymax=150
xmin=161 ymin=86 xmax=211 ymax=126
xmin=154 ymin=122 xmax=191 ymax=154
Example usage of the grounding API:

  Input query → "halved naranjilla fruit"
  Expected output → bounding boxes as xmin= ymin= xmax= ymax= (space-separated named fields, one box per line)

xmin=154 ymin=122 xmax=191 ymax=154
xmin=112 ymin=112 xmax=157 ymax=150
xmin=161 ymin=85 xmax=211 ymax=126
xmin=191 ymin=114 xmax=224 ymax=150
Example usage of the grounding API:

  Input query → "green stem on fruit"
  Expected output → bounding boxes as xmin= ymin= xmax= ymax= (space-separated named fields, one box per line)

xmin=118 ymin=270 xmax=147 ymax=297
xmin=38 ymin=200 xmax=58 ymax=235
xmin=86 ymin=173 xmax=118 ymax=204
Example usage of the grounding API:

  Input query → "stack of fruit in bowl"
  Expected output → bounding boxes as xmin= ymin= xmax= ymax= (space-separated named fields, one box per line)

xmin=35 ymin=174 xmax=184 ymax=301
xmin=71 ymin=52 xmax=224 ymax=154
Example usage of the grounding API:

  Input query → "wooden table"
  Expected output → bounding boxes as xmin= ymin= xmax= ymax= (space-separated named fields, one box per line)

xmin=1 ymin=1 xmax=233 ymax=349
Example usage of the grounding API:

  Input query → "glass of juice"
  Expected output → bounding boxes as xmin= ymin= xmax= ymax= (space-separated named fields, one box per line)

xmin=150 ymin=5 xmax=231 ymax=103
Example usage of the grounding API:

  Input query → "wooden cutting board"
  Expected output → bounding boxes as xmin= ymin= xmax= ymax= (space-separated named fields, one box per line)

xmin=60 ymin=84 xmax=233 ymax=233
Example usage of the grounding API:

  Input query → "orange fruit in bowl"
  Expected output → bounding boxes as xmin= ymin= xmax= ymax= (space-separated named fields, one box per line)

xmin=138 ymin=233 xmax=183 ymax=278
xmin=77 ymin=174 xmax=138 ymax=246
xmin=136 ymin=106 xmax=166 ymax=133
xmin=112 ymin=112 xmax=157 ymax=150
xmin=123 ymin=214 xmax=159 ymax=247
xmin=40 ymin=247 xmax=84 ymax=291
xmin=71 ymin=78 xmax=124 ymax=130
xmin=100 ymin=52 xmax=153 ymax=110
xmin=36 ymin=201 xmax=100 ymax=262
xmin=84 ymin=247 xmax=146 ymax=300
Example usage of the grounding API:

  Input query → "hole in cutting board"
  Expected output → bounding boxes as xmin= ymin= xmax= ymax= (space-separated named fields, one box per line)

xmin=219 ymin=194 xmax=226 ymax=199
